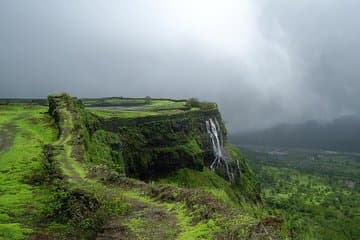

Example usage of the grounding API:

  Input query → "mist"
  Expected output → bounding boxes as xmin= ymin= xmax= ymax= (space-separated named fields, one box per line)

xmin=1 ymin=0 xmax=360 ymax=132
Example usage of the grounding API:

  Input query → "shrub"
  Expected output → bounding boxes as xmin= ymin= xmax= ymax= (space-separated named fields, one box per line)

xmin=144 ymin=96 xmax=152 ymax=104
xmin=186 ymin=98 xmax=201 ymax=108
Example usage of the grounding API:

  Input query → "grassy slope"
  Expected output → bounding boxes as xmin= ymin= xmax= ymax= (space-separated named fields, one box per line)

xmin=159 ymin=168 xmax=245 ymax=208
xmin=0 ymin=104 xmax=57 ymax=240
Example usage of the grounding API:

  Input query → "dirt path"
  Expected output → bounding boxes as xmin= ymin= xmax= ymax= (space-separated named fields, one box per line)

xmin=59 ymin=145 xmax=84 ymax=183
xmin=0 ymin=123 xmax=16 ymax=152
xmin=52 ymin=105 xmax=85 ymax=183
xmin=97 ymin=198 xmax=179 ymax=240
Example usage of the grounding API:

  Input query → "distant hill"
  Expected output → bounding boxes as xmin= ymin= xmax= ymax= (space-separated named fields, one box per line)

xmin=230 ymin=115 xmax=360 ymax=152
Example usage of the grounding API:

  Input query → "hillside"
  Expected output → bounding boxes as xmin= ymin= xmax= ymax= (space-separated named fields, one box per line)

xmin=230 ymin=115 xmax=360 ymax=152
xmin=0 ymin=94 xmax=281 ymax=240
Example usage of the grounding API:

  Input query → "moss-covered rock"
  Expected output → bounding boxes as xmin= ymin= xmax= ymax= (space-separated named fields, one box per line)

xmin=48 ymin=94 xmax=261 ymax=203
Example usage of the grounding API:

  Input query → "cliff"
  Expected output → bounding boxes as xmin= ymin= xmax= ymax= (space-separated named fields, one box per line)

xmin=77 ymin=96 xmax=260 ymax=202
xmin=0 ymin=93 xmax=280 ymax=239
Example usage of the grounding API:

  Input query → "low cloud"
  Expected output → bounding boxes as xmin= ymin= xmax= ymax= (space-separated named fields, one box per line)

xmin=1 ymin=0 xmax=359 ymax=132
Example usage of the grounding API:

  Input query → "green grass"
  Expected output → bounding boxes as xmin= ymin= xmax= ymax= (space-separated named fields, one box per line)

xmin=89 ymin=109 xmax=159 ymax=118
xmin=0 ymin=104 xmax=57 ymax=239
xmin=88 ymin=108 xmax=192 ymax=119
xmin=159 ymin=168 xmax=245 ymax=208
xmin=123 ymin=189 xmax=225 ymax=240
xmin=145 ymin=100 xmax=186 ymax=110
xmin=82 ymin=97 xmax=147 ymax=107
xmin=85 ymin=98 xmax=195 ymax=119
xmin=175 ymin=207 xmax=220 ymax=240
xmin=82 ymin=97 xmax=187 ymax=109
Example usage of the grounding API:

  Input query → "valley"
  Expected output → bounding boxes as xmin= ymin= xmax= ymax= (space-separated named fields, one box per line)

xmin=239 ymin=145 xmax=360 ymax=240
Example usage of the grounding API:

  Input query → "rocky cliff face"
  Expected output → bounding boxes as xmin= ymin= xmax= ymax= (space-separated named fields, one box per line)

xmin=78 ymin=98 xmax=260 ymax=202
xmin=48 ymin=94 xmax=259 ymax=202
xmin=88 ymin=109 xmax=223 ymax=179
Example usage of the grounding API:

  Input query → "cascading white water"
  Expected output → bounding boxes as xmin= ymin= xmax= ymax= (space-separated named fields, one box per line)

xmin=205 ymin=118 xmax=234 ymax=183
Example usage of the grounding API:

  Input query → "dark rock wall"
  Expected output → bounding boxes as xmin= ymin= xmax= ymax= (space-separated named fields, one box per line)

xmin=86 ymin=108 xmax=226 ymax=180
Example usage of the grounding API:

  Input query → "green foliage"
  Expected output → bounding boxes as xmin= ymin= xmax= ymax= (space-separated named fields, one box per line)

xmin=144 ymin=96 xmax=152 ymax=104
xmin=199 ymin=102 xmax=217 ymax=110
xmin=185 ymin=97 xmax=201 ymax=108
xmin=227 ymin=145 xmax=261 ymax=203
xmin=86 ymin=130 xmax=124 ymax=172
xmin=160 ymin=168 xmax=243 ymax=208
xmin=0 ymin=223 xmax=32 ymax=240
xmin=104 ymin=117 xmax=208 ymax=179
xmin=242 ymin=146 xmax=360 ymax=240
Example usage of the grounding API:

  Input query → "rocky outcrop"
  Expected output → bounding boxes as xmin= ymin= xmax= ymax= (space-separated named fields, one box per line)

xmin=48 ymin=94 xmax=260 ymax=201
xmin=84 ymin=105 xmax=229 ymax=180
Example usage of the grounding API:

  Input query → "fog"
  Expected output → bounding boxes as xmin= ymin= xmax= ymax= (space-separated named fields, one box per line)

xmin=1 ymin=0 xmax=360 ymax=132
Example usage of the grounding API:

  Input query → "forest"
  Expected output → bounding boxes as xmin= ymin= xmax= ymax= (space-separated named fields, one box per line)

xmin=240 ymin=145 xmax=360 ymax=240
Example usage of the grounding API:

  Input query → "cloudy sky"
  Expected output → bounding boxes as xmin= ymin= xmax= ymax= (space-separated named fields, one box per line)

xmin=1 ymin=0 xmax=359 ymax=132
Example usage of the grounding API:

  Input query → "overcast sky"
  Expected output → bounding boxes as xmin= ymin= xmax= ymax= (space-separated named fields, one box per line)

xmin=1 ymin=0 xmax=360 ymax=132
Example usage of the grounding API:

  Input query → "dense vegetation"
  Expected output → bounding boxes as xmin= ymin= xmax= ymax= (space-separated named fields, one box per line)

xmin=240 ymin=145 xmax=360 ymax=240
xmin=0 ymin=94 xmax=278 ymax=239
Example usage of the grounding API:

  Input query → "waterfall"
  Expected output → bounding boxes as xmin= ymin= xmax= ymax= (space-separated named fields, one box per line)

xmin=205 ymin=118 xmax=234 ymax=183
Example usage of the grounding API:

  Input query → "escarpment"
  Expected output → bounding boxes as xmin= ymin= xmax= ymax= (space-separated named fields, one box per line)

xmin=47 ymin=94 xmax=260 ymax=203
xmin=75 ymin=97 xmax=258 ymax=197
xmin=0 ymin=94 xmax=280 ymax=239
xmin=72 ymin=95 xmax=260 ymax=201
xmin=88 ymin=108 xmax=224 ymax=179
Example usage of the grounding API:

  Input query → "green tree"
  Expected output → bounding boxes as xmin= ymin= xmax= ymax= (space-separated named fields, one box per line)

xmin=185 ymin=97 xmax=201 ymax=108
xmin=144 ymin=96 xmax=152 ymax=104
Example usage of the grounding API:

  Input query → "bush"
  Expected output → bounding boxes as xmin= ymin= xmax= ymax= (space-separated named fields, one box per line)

xmin=144 ymin=96 xmax=152 ymax=104
xmin=186 ymin=98 xmax=201 ymax=108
